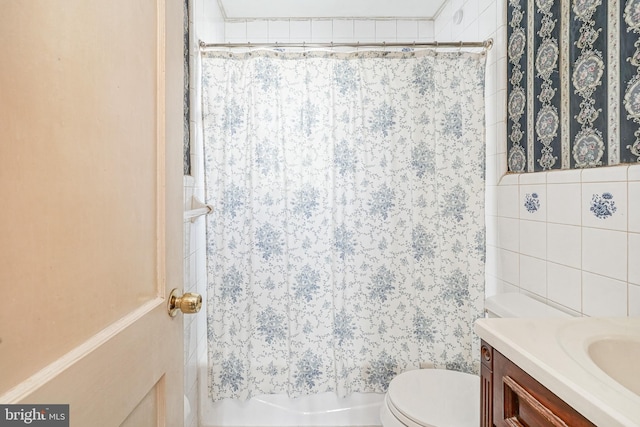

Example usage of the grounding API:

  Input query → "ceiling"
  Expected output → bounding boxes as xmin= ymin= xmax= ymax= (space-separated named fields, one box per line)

xmin=217 ymin=0 xmax=447 ymax=20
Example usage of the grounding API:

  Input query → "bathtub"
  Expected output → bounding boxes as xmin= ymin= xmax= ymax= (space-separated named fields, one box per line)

xmin=198 ymin=365 xmax=384 ymax=427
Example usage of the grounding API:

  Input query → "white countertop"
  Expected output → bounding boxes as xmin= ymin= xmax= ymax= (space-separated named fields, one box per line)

xmin=475 ymin=316 xmax=640 ymax=427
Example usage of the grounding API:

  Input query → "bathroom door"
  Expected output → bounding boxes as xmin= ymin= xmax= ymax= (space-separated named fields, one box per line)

xmin=0 ymin=1 xmax=185 ymax=426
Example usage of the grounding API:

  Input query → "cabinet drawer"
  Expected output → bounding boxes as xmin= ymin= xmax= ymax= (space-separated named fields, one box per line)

xmin=481 ymin=340 xmax=596 ymax=427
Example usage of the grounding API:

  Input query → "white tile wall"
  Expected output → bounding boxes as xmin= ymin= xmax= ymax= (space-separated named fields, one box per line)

xmin=438 ymin=0 xmax=640 ymax=317
xmin=497 ymin=248 xmax=519 ymax=286
xmin=221 ymin=17 xmax=436 ymax=45
xmin=246 ymin=20 xmax=268 ymax=42
xmin=547 ymin=183 xmax=581 ymax=225
xmin=629 ymin=180 xmax=640 ymax=233
xmin=375 ymin=21 xmax=397 ymax=41
xmin=582 ymin=272 xmax=628 ymax=317
xmin=417 ymin=21 xmax=435 ymax=41
xmin=628 ymin=232 xmax=640 ymax=286
xmin=497 ymin=181 xmax=519 ymax=218
xmin=186 ymin=1 xmax=225 ymax=426
xmin=396 ymin=20 xmax=419 ymax=41
xmin=519 ymin=220 xmax=546 ymax=259
xmin=582 ymin=228 xmax=627 ymax=282
xmin=489 ymin=165 xmax=637 ymax=316
xmin=183 ymin=178 xmax=201 ymax=427
xmin=519 ymin=255 xmax=546 ymax=297
xmin=268 ymin=20 xmax=290 ymax=42
xmin=289 ymin=20 xmax=312 ymax=42
xmin=582 ymin=165 xmax=629 ymax=182
xmin=311 ymin=20 xmax=334 ymax=42
xmin=546 ymin=262 xmax=582 ymax=313
xmin=497 ymin=217 xmax=518 ymax=252
xmin=630 ymin=284 xmax=640 ymax=316
xmin=333 ymin=20 xmax=354 ymax=40
xmin=547 ymin=223 xmax=581 ymax=269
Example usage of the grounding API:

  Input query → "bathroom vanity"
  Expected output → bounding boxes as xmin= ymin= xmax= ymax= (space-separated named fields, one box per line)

xmin=475 ymin=317 xmax=640 ymax=427
xmin=480 ymin=340 xmax=594 ymax=426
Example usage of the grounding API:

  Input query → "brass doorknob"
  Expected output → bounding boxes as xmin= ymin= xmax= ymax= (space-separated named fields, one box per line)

xmin=168 ymin=288 xmax=202 ymax=317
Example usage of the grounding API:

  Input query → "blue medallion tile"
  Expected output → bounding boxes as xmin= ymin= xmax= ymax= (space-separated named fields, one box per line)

xmin=524 ymin=192 xmax=541 ymax=213
xmin=590 ymin=192 xmax=617 ymax=219
xmin=582 ymin=182 xmax=628 ymax=230
xmin=519 ymin=174 xmax=546 ymax=220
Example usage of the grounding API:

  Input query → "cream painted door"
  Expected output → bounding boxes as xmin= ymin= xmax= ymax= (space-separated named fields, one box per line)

xmin=0 ymin=1 xmax=185 ymax=426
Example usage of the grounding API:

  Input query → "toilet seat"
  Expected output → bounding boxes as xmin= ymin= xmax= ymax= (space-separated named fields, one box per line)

xmin=381 ymin=369 xmax=479 ymax=427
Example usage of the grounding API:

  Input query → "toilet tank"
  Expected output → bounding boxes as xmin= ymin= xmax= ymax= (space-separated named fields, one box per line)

xmin=485 ymin=293 xmax=572 ymax=318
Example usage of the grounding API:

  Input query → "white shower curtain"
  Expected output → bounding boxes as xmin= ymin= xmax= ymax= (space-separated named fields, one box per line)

xmin=201 ymin=48 xmax=487 ymax=401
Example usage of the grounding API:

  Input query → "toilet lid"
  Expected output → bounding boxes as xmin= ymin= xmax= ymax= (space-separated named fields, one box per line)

xmin=386 ymin=369 xmax=479 ymax=427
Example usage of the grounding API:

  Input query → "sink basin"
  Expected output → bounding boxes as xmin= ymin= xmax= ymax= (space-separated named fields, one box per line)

xmin=477 ymin=317 xmax=640 ymax=426
xmin=588 ymin=337 xmax=640 ymax=397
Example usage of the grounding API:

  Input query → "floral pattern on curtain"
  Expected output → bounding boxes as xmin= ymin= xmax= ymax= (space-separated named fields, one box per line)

xmin=201 ymin=49 xmax=487 ymax=401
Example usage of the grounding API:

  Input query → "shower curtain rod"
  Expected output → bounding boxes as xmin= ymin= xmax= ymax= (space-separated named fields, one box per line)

xmin=199 ymin=38 xmax=493 ymax=51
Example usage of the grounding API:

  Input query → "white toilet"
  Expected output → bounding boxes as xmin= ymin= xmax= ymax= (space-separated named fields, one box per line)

xmin=379 ymin=293 xmax=571 ymax=427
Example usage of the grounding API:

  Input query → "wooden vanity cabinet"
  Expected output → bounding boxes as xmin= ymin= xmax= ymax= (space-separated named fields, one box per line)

xmin=480 ymin=340 xmax=596 ymax=427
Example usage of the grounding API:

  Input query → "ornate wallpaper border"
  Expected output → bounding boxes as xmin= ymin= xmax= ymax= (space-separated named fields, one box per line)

xmin=507 ymin=0 xmax=640 ymax=173
xmin=622 ymin=0 xmax=640 ymax=162
xmin=507 ymin=0 xmax=528 ymax=172
xmin=184 ymin=0 xmax=191 ymax=176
